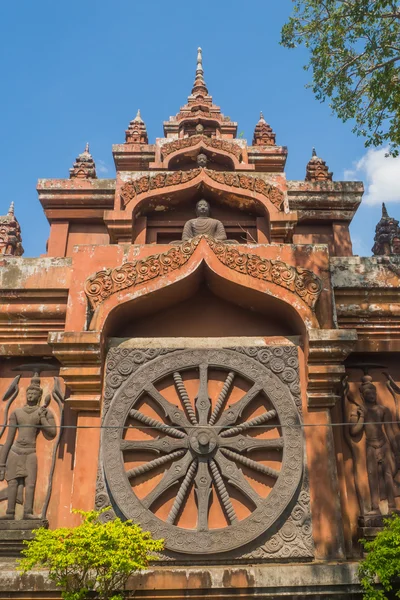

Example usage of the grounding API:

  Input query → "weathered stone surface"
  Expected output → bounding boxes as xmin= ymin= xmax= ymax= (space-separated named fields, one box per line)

xmin=0 ymin=562 xmax=363 ymax=597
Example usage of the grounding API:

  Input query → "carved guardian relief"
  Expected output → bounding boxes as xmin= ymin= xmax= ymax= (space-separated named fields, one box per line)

xmin=96 ymin=346 xmax=313 ymax=560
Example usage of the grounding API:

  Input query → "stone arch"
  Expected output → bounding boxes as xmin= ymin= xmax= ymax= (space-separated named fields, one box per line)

xmin=156 ymin=137 xmax=245 ymax=171
xmin=119 ymin=168 xmax=285 ymax=218
xmin=86 ymin=238 xmax=320 ymax=334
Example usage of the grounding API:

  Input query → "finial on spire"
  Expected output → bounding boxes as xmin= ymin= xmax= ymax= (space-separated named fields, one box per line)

xmin=259 ymin=111 xmax=265 ymax=122
xmin=134 ymin=109 xmax=144 ymax=123
xmin=192 ymin=46 xmax=208 ymax=97
xmin=196 ymin=47 xmax=203 ymax=75
xmin=8 ymin=201 xmax=14 ymax=216
xmin=312 ymin=147 xmax=317 ymax=157
xmin=382 ymin=202 xmax=389 ymax=218
xmin=84 ymin=142 xmax=90 ymax=154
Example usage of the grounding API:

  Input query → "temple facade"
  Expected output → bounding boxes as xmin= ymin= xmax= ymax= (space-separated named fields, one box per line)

xmin=1 ymin=48 xmax=400 ymax=598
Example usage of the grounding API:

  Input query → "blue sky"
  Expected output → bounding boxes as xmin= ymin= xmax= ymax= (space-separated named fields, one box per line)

xmin=0 ymin=0 xmax=398 ymax=257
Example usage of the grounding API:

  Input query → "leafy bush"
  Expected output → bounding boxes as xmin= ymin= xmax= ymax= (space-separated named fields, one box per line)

xmin=18 ymin=509 xmax=164 ymax=600
xmin=359 ymin=514 xmax=400 ymax=599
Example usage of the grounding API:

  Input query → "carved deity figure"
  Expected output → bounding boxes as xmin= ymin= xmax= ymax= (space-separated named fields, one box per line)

xmin=349 ymin=375 xmax=400 ymax=515
xmin=182 ymin=199 xmax=227 ymax=242
xmin=0 ymin=375 xmax=56 ymax=519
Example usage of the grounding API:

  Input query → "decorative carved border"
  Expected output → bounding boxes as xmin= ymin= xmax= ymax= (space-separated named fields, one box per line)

xmin=161 ymin=135 xmax=242 ymax=161
xmin=84 ymin=237 xmax=322 ymax=312
xmin=209 ymin=241 xmax=323 ymax=310
xmin=204 ymin=169 xmax=284 ymax=210
xmin=120 ymin=168 xmax=284 ymax=211
xmin=120 ymin=169 xmax=201 ymax=208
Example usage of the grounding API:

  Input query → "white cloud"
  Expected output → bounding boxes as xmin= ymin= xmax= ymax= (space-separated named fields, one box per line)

xmin=344 ymin=147 xmax=400 ymax=205
xmin=97 ymin=160 xmax=110 ymax=175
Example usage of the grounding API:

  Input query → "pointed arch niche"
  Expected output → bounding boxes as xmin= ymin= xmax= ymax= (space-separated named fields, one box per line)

xmin=102 ymin=263 xmax=308 ymax=341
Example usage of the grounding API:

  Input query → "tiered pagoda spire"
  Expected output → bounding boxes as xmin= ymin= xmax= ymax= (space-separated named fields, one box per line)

xmin=372 ymin=203 xmax=400 ymax=255
xmin=163 ymin=48 xmax=237 ymax=139
xmin=252 ymin=112 xmax=276 ymax=146
xmin=305 ymin=148 xmax=333 ymax=182
xmin=69 ymin=143 xmax=97 ymax=179
xmin=125 ymin=109 xmax=149 ymax=144
xmin=0 ymin=201 xmax=24 ymax=256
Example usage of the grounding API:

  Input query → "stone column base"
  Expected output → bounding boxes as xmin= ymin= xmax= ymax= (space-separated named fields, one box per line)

xmin=0 ymin=519 xmax=48 ymax=558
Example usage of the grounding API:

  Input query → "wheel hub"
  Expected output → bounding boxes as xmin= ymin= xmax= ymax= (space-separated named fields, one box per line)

xmin=189 ymin=427 xmax=218 ymax=455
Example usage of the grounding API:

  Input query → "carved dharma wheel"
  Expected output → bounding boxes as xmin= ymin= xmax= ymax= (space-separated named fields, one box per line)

xmin=102 ymin=348 xmax=303 ymax=554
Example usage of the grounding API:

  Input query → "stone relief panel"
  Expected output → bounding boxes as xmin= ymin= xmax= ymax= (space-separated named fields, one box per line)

xmin=343 ymin=367 xmax=400 ymax=529
xmin=96 ymin=346 xmax=313 ymax=561
xmin=0 ymin=366 xmax=65 ymax=524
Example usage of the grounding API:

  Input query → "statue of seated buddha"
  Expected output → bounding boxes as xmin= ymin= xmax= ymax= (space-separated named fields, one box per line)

xmin=182 ymin=199 xmax=227 ymax=241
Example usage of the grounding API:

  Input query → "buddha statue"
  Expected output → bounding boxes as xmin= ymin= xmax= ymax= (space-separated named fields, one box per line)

xmin=182 ymin=199 xmax=227 ymax=242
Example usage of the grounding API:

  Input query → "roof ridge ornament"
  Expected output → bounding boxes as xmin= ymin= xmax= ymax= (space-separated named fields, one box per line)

xmin=305 ymin=148 xmax=333 ymax=182
xmin=0 ymin=201 xmax=23 ymax=256
xmin=372 ymin=202 xmax=400 ymax=255
xmin=252 ymin=112 xmax=276 ymax=146
xmin=69 ymin=143 xmax=97 ymax=179
xmin=125 ymin=109 xmax=148 ymax=144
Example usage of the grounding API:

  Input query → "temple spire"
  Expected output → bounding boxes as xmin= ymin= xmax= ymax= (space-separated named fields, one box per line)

xmin=372 ymin=203 xmax=400 ymax=255
xmin=192 ymin=47 xmax=208 ymax=97
xmin=125 ymin=109 xmax=148 ymax=143
xmin=305 ymin=148 xmax=333 ymax=182
xmin=252 ymin=112 xmax=276 ymax=146
xmin=69 ymin=143 xmax=97 ymax=179
xmin=0 ymin=202 xmax=23 ymax=256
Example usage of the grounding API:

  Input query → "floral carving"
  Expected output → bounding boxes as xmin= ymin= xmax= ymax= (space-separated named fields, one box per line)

xmin=208 ymin=240 xmax=322 ymax=309
xmin=161 ymin=135 xmax=242 ymax=161
xmin=120 ymin=169 xmax=201 ymax=208
xmin=120 ymin=169 xmax=284 ymax=211
xmin=176 ymin=108 xmax=222 ymax=122
xmin=84 ymin=236 xmax=322 ymax=311
xmin=85 ymin=238 xmax=201 ymax=310
xmin=205 ymin=169 xmax=284 ymax=210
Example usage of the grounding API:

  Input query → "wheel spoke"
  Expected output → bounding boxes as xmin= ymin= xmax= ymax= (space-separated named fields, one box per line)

xmin=209 ymin=371 xmax=235 ymax=426
xmin=121 ymin=436 xmax=188 ymax=454
xmin=144 ymin=383 xmax=190 ymax=428
xmin=215 ymin=450 xmax=261 ymax=507
xmin=209 ymin=459 xmax=238 ymax=524
xmin=166 ymin=459 xmax=198 ymax=525
xmin=129 ymin=409 xmax=186 ymax=439
xmin=216 ymin=383 xmax=263 ymax=428
xmin=219 ymin=434 xmax=284 ymax=453
xmin=195 ymin=363 xmax=211 ymax=425
xmin=173 ymin=372 xmax=198 ymax=425
xmin=220 ymin=448 xmax=280 ymax=479
xmin=219 ymin=409 xmax=277 ymax=438
xmin=125 ymin=449 xmax=186 ymax=480
xmin=194 ymin=458 xmax=213 ymax=531
xmin=142 ymin=451 xmax=193 ymax=509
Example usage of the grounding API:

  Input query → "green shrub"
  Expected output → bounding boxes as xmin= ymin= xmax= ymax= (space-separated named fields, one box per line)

xmin=359 ymin=514 xmax=400 ymax=599
xmin=18 ymin=508 xmax=164 ymax=600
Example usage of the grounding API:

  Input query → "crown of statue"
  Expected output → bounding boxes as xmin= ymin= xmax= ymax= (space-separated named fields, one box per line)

xmin=27 ymin=375 xmax=42 ymax=395
xmin=359 ymin=374 xmax=376 ymax=394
